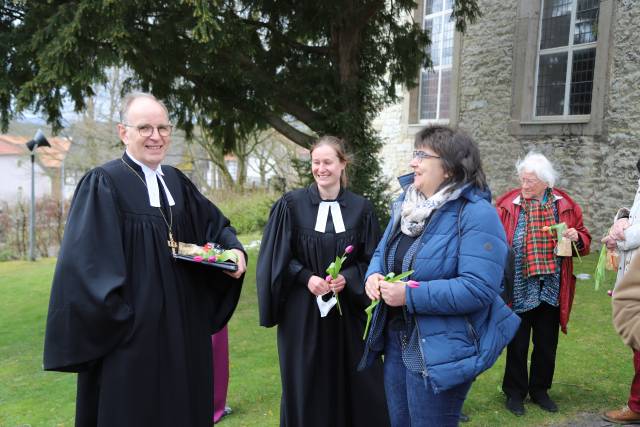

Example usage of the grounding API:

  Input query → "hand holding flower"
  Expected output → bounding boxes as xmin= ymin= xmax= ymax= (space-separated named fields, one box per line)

xmin=611 ymin=218 xmax=630 ymax=241
xmin=562 ymin=227 xmax=579 ymax=242
xmin=362 ymin=270 xmax=415 ymax=339
xmin=365 ymin=273 xmax=385 ymax=301
xmin=601 ymin=235 xmax=618 ymax=250
xmin=308 ymin=275 xmax=331 ymax=296
xmin=327 ymin=274 xmax=346 ymax=294
xmin=323 ymin=245 xmax=354 ymax=316
xmin=543 ymin=222 xmax=582 ymax=260
xmin=380 ymin=280 xmax=409 ymax=307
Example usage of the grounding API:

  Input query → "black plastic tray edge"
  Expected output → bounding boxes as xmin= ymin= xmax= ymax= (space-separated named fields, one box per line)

xmin=173 ymin=254 xmax=238 ymax=272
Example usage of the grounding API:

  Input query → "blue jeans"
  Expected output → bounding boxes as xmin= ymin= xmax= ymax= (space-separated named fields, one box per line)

xmin=383 ymin=328 xmax=472 ymax=427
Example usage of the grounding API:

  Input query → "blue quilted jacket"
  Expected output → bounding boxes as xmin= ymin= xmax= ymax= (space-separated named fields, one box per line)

xmin=359 ymin=174 xmax=520 ymax=392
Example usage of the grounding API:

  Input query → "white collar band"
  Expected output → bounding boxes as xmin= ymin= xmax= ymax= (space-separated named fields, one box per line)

xmin=126 ymin=150 xmax=175 ymax=208
xmin=314 ymin=201 xmax=346 ymax=233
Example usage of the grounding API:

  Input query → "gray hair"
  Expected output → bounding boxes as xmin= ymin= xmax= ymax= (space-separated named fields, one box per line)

xmin=516 ymin=151 xmax=559 ymax=187
xmin=119 ymin=92 xmax=169 ymax=123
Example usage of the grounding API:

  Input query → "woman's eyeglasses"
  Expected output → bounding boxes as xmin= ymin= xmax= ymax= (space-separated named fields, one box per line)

xmin=412 ymin=150 xmax=441 ymax=161
xmin=519 ymin=177 xmax=542 ymax=186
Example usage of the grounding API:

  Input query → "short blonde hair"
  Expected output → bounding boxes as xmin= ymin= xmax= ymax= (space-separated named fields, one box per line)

xmin=516 ymin=151 xmax=559 ymax=187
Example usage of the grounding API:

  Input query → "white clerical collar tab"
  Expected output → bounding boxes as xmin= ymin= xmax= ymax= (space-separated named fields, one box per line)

xmin=314 ymin=201 xmax=346 ymax=233
xmin=126 ymin=150 xmax=175 ymax=208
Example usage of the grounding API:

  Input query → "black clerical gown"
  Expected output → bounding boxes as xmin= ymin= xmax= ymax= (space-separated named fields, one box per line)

xmin=257 ymin=185 xmax=390 ymax=427
xmin=43 ymin=154 xmax=244 ymax=427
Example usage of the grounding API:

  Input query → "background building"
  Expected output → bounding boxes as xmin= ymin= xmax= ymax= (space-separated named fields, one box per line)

xmin=375 ymin=0 xmax=637 ymax=238
xmin=0 ymin=134 xmax=72 ymax=203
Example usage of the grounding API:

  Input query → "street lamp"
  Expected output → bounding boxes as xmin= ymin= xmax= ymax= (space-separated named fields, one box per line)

xmin=27 ymin=129 xmax=50 ymax=261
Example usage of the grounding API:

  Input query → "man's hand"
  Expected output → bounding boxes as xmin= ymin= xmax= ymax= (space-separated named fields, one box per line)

xmin=327 ymin=274 xmax=346 ymax=294
xmin=365 ymin=273 xmax=385 ymax=301
xmin=308 ymin=275 xmax=330 ymax=296
xmin=224 ymin=249 xmax=246 ymax=279
xmin=380 ymin=280 xmax=406 ymax=307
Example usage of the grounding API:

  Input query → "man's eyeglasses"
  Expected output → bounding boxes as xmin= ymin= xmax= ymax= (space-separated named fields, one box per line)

xmin=123 ymin=124 xmax=173 ymax=137
xmin=413 ymin=150 xmax=441 ymax=161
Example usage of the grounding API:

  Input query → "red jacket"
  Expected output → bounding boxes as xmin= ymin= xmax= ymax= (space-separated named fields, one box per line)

xmin=496 ymin=188 xmax=591 ymax=334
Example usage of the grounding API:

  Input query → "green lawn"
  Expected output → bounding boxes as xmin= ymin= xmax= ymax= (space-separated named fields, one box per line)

xmin=0 ymin=252 xmax=629 ymax=427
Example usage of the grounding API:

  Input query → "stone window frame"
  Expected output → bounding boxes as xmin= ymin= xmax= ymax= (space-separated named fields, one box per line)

xmin=510 ymin=0 xmax=615 ymax=137
xmin=408 ymin=1 xmax=463 ymax=128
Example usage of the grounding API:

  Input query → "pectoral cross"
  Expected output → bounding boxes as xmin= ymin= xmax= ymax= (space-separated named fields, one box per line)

xmin=168 ymin=232 xmax=178 ymax=255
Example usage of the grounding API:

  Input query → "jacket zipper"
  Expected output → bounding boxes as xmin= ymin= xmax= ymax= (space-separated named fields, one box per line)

xmin=413 ymin=320 xmax=436 ymax=392
xmin=465 ymin=316 xmax=480 ymax=353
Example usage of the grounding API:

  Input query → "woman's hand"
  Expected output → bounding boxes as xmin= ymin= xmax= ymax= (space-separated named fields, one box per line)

xmin=328 ymin=274 xmax=346 ymax=294
xmin=307 ymin=275 xmax=330 ymax=296
xmin=380 ymin=280 xmax=406 ymax=307
xmin=611 ymin=218 xmax=630 ymax=241
xmin=365 ymin=273 xmax=385 ymax=301
xmin=601 ymin=235 xmax=618 ymax=250
xmin=562 ymin=227 xmax=579 ymax=242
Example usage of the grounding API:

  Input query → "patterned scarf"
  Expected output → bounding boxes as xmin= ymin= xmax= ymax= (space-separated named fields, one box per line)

xmin=400 ymin=184 xmax=463 ymax=237
xmin=521 ymin=188 xmax=556 ymax=278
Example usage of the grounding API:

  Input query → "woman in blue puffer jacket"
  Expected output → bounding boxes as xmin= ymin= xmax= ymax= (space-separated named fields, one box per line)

xmin=360 ymin=126 xmax=520 ymax=427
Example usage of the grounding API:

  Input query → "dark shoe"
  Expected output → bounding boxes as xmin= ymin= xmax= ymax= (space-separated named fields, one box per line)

xmin=459 ymin=412 xmax=470 ymax=423
xmin=506 ymin=396 xmax=525 ymax=416
xmin=602 ymin=406 xmax=640 ymax=424
xmin=530 ymin=393 xmax=558 ymax=413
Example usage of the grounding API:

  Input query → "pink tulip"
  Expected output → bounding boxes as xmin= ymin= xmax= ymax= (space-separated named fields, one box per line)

xmin=407 ymin=280 xmax=420 ymax=288
xmin=194 ymin=256 xmax=203 ymax=262
xmin=325 ymin=275 xmax=333 ymax=282
xmin=345 ymin=245 xmax=354 ymax=254
xmin=208 ymin=256 xmax=217 ymax=263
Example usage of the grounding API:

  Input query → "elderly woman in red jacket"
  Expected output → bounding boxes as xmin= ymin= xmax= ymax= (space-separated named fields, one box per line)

xmin=496 ymin=152 xmax=591 ymax=417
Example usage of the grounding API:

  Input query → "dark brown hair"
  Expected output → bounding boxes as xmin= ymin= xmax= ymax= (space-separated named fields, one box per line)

xmin=310 ymin=135 xmax=351 ymax=188
xmin=414 ymin=125 xmax=488 ymax=193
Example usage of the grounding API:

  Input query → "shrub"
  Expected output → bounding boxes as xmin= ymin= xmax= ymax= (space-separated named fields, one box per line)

xmin=0 ymin=197 xmax=69 ymax=260
xmin=207 ymin=189 xmax=277 ymax=235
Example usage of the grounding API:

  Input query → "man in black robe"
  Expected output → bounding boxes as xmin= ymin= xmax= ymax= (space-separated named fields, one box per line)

xmin=43 ymin=92 xmax=246 ymax=427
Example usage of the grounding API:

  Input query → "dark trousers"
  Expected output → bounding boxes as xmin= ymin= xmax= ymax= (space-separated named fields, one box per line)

xmin=502 ymin=302 xmax=560 ymax=399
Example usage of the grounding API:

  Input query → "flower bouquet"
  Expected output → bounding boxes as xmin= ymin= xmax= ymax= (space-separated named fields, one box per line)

xmin=362 ymin=270 xmax=418 ymax=340
xmin=174 ymin=242 xmax=239 ymax=271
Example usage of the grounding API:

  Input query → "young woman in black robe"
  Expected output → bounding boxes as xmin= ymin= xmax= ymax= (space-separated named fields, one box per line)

xmin=257 ymin=136 xmax=390 ymax=427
